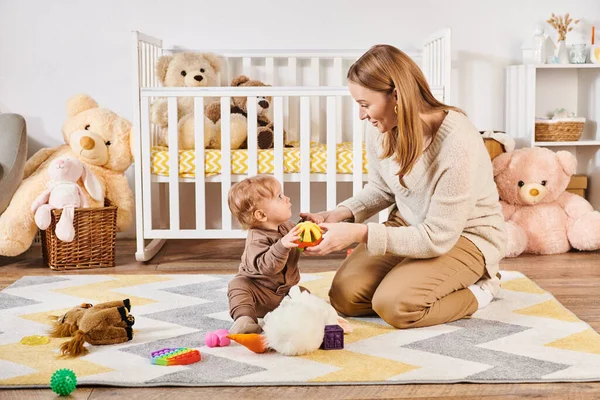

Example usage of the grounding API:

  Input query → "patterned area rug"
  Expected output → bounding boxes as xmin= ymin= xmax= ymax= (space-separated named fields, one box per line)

xmin=1 ymin=271 xmax=600 ymax=388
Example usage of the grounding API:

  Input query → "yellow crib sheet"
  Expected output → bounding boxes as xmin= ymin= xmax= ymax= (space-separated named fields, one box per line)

xmin=151 ymin=142 xmax=368 ymax=178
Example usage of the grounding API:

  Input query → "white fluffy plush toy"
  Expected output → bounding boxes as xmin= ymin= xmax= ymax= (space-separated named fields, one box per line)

xmin=227 ymin=286 xmax=353 ymax=356
xmin=31 ymin=157 xmax=103 ymax=242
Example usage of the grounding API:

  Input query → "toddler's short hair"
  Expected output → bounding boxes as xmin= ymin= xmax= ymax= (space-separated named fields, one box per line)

xmin=228 ymin=175 xmax=279 ymax=229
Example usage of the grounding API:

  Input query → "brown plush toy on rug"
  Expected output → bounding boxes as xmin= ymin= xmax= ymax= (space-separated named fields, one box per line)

xmin=49 ymin=299 xmax=135 ymax=357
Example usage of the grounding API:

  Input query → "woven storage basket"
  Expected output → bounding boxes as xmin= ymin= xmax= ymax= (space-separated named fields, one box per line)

xmin=534 ymin=118 xmax=585 ymax=142
xmin=41 ymin=199 xmax=117 ymax=270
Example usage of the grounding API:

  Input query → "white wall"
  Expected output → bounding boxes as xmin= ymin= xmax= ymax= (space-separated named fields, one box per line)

xmin=1 ymin=0 xmax=599 ymax=236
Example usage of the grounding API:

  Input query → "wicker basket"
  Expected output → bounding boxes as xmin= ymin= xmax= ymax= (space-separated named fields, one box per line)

xmin=534 ymin=118 xmax=585 ymax=142
xmin=41 ymin=200 xmax=117 ymax=270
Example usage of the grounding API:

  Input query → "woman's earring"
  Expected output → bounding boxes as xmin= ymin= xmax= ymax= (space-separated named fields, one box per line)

xmin=394 ymin=105 xmax=398 ymax=115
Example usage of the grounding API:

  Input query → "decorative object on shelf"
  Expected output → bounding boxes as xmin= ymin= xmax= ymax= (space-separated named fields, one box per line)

xmin=569 ymin=43 xmax=588 ymax=64
xmin=535 ymin=108 xmax=585 ymax=142
xmin=546 ymin=13 xmax=580 ymax=64
xmin=532 ymin=25 xmax=547 ymax=64
xmin=591 ymin=26 xmax=600 ymax=64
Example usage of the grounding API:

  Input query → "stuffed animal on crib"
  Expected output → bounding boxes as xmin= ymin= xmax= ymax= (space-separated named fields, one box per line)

xmin=493 ymin=147 xmax=600 ymax=257
xmin=227 ymin=286 xmax=352 ymax=356
xmin=0 ymin=94 xmax=135 ymax=256
xmin=49 ymin=299 xmax=135 ymax=357
xmin=31 ymin=157 xmax=103 ymax=242
xmin=198 ymin=75 xmax=288 ymax=150
xmin=150 ymin=52 xmax=222 ymax=150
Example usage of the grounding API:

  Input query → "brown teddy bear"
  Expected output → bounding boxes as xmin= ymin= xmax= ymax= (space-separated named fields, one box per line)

xmin=150 ymin=52 xmax=222 ymax=150
xmin=0 ymin=94 xmax=135 ymax=256
xmin=49 ymin=299 xmax=135 ymax=357
xmin=201 ymin=75 xmax=286 ymax=150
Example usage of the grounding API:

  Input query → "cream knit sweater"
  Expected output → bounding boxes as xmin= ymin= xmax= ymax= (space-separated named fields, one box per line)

xmin=339 ymin=110 xmax=507 ymax=277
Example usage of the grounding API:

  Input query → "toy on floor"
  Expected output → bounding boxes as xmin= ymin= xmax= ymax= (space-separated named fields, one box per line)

xmin=294 ymin=221 xmax=323 ymax=252
xmin=493 ymin=147 xmax=600 ymax=256
xmin=31 ymin=157 xmax=102 ymax=242
xmin=204 ymin=329 xmax=230 ymax=347
xmin=226 ymin=286 xmax=352 ymax=356
xmin=320 ymin=325 xmax=344 ymax=350
xmin=48 ymin=299 xmax=135 ymax=357
xmin=151 ymin=348 xmax=201 ymax=366
xmin=20 ymin=335 xmax=49 ymax=346
xmin=50 ymin=368 xmax=77 ymax=396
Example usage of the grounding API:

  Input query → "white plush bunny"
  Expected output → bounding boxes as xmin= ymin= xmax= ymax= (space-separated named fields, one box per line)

xmin=31 ymin=157 xmax=103 ymax=242
xmin=261 ymin=286 xmax=353 ymax=356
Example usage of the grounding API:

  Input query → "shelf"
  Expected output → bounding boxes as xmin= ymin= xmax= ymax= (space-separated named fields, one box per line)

xmin=534 ymin=140 xmax=600 ymax=147
xmin=533 ymin=64 xmax=600 ymax=69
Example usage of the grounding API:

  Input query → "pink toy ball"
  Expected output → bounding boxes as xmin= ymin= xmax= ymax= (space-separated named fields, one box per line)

xmin=204 ymin=329 xmax=230 ymax=347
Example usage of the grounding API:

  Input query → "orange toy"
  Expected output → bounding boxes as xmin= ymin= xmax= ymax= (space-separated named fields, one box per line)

xmin=226 ymin=334 xmax=268 ymax=353
xmin=294 ymin=221 xmax=322 ymax=251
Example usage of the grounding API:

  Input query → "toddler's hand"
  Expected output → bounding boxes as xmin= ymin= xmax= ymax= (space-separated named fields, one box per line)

xmin=281 ymin=225 xmax=301 ymax=249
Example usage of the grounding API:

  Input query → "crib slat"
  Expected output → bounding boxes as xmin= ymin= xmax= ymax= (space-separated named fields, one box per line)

xmin=146 ymin=43 xmax=151 ymax=87
xmin=194 ymin=97 xmax=206 ymax=231
xmin=333 ymin=57 xmax=343 ymax=144
xmin=286 ymin=57 xmax=297 ymax=141
xmin=300 ymin=96 xmax=311 ymax=213
xmin=167 ymin=97 xmax=180 ymax=231
xmin=326 ymin=96 xmax=337 ymax=210
xmin=266 ymin=57 xmax=274 ymax=85
xmin=220 ymin=96 xmax=232 ymax=231
xmin=274 ymin=96 xmax=284 ymax=184
xmin=311 ymin=57 xmax=320 ymax=142
xmin=352 ymin=102 xmax=363 ymax=196
xmin=247 ymin=96 xmax=258 ymax=177
xmin=140 ymin=97 xmax=153 ymax=232
xmin=243 ymin=57 xmax=251 ymax=77
xmin=435 ymin=39 xmax=440 ymax=86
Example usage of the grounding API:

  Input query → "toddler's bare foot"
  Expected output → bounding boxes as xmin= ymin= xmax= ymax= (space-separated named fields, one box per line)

xmin=229 ymin=315 xmax=263 ymax=334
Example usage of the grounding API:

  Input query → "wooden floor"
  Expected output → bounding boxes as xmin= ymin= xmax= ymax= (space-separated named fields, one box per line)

xmin=1 ymin=240 xmax=600 ymax=399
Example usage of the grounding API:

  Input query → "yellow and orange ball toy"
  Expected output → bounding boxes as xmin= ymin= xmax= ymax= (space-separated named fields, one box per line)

xmin=294 ymin=221 xmax=323 ymax=251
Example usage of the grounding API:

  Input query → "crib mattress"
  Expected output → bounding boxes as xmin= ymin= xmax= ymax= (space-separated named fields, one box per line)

xmin=151 ymin=142 xmax=368 ymax=178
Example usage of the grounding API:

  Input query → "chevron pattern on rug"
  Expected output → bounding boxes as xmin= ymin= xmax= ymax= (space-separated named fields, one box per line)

xmin=1 ymin=271 xmax=599 ymax=388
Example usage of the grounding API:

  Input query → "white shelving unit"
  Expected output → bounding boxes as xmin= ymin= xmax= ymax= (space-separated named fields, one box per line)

xmin=506 ymin=64 xmax=600 ymax=209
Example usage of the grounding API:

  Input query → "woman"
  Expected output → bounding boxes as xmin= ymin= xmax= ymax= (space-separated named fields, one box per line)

xmin=301 ymin=44 xmax=506 ymax=329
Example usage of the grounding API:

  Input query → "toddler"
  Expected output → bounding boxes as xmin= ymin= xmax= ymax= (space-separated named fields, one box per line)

xmin=227 ymin=175 xmax=302 ymax=334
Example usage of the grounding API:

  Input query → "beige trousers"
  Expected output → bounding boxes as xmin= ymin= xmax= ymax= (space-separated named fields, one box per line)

xmin=329 ymin=212 xmax=487 ymax=329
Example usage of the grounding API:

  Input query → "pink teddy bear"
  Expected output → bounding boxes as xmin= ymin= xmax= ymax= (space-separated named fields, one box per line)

xmin=31 ymin=157 xmax=103 ymax=242
xmin=493 ymin=147 xmax=600 ymax=257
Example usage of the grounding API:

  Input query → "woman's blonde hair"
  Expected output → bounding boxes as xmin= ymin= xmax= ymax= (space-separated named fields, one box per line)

xmin=347 ymin=44 xmax=463 ymax=177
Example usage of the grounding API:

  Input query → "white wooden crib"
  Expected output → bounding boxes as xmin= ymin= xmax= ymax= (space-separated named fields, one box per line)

xmin=131 ymin=29 xmax=452 ymax=262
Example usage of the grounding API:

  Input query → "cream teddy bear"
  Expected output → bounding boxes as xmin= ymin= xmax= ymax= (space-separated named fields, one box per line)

xmin=0 ymin=94 xmax=135 ymax=256
xmin=150 ymin=52 xmax=222 ymax=150
xmin=493 ymin=147 xmax=600 ymax=257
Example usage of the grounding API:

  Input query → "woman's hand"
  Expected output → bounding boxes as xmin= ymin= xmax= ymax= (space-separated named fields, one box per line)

xmin=303 ymin=223 xmax=367 ymax=256
xmin=299 ymin=206 xmax=353 ymax=224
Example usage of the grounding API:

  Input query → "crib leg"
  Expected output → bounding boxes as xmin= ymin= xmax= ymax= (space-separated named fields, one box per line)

xmin=135 ymin=239 xmax=166 ymax=262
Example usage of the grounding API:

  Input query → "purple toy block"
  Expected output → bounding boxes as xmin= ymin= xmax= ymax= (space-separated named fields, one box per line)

xmin=320 ymin=324 xmax=344 ymax=350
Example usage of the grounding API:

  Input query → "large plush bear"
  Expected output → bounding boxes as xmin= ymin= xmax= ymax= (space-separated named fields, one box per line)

xmin=150 ymin=52 xmax=222 ymax=150
xmin=0 ymin=94 xmax=135 ymax=256
xmin=493 ymin=147 xmax=600 ymax=257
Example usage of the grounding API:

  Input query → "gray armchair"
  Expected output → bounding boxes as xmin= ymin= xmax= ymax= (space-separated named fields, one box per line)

xmin=0 ymin=114 xmax=27 ymax=215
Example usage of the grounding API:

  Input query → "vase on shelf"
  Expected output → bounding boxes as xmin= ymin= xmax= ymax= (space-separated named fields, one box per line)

xmin=556 ymin=40 xmax=569 ymax=64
